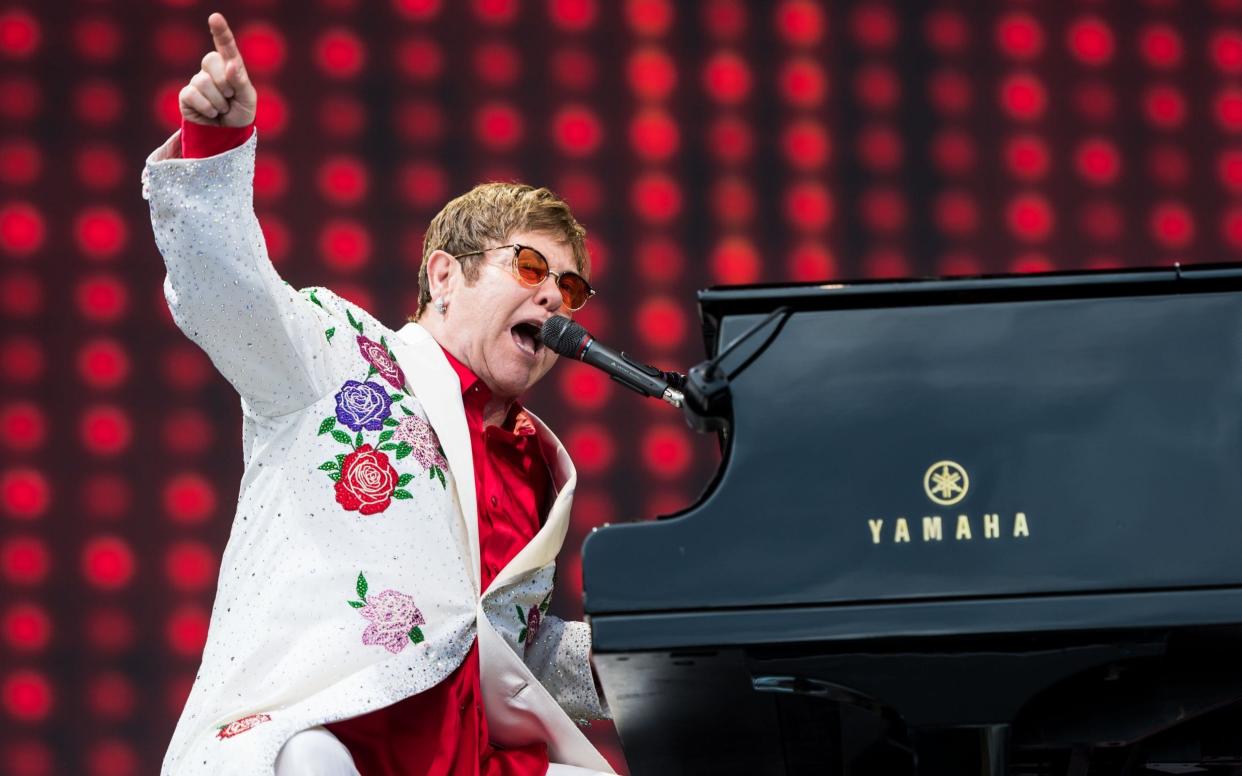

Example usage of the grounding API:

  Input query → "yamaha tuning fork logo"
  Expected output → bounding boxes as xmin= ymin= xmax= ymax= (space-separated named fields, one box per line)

xmin=866 ymin=460 xmax=1031 ymax=545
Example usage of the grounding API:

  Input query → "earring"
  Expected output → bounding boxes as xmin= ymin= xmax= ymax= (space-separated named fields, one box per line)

xmin=434 ymin=297 xmax=447 ymax=314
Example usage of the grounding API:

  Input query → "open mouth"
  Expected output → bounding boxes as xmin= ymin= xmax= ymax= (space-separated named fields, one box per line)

xmin=510 ymin=322 xmax=543 ymax=358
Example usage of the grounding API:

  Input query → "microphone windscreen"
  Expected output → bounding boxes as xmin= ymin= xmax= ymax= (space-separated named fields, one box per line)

xmin=541 ymin=315 xmax=587 ymax=357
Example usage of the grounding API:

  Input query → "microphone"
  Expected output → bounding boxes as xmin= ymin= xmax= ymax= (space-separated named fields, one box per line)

xmin=541 ymin=316 xmax=685 ymax=407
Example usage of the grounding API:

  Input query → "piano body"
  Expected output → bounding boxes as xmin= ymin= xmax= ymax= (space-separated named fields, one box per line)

xmin=582 ymin=266 xmax=1242 ymax=775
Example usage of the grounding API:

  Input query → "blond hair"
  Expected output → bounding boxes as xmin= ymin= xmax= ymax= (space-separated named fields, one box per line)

xmin=411 ymin=182 xmax=589 ymax=320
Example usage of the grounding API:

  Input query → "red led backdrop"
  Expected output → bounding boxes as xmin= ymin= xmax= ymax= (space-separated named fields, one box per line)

xmin=4 ymin=0 xmax=1242 ymax=773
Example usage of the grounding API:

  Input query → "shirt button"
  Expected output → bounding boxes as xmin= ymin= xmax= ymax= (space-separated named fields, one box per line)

xmin=490 ymin=495 xmax=498 ymax=507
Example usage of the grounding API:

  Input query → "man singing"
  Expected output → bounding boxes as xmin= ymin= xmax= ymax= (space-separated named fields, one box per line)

xmin=142 ymin=13 xmax=614 ymax=776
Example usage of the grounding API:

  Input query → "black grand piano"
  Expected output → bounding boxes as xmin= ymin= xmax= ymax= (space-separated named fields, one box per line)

xmin=581 ymin=266 xmax=1242 ymax=775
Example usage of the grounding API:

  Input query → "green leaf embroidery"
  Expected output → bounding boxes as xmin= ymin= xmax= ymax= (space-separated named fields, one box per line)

xmin=378 ymin=430 xmax=394 ymax=444
xmin=380 ymin=335 xmax=388 ymax=347
xmin=378 ymin=443 xmax=397 ymax=451
xmin=401 ymin=405 xmax=414 ymax=416
xmin=308 ymin=289 xmax=324 ymax=308
xmin=347 ymin=308 xmax=363 ymax=334
xmin=428 ymin=468 xmax=435 ymax=479
xmin=325 ymin=327 xmax=336 ymax=343
xmin=318 ymin=460 xmax=339 ymax=472
xmin=540 ymin=600 xmax=550 ymax=613
xmin=383 ymin=417 xmax=399 ymax=427
xmin=392 ymin=489 xmax=412 ymax=500
xmin=435 ymin=467 xmax=446 ymax=488
xmin=395 ymin=442 xmax=413 ymax=460
xmin=397 ymin=473 xmax=414 ymax=487
xmin=335 ymin=453 xmax=347 ymax=468
xmin=347 ymin=600 xmax=365 ymax=608
xmin=389 ymin=393 xmax=403 ymax=403
xmin=408 ymin=626 xmax=425 ymax=645
xmin=331 ymin=429 xmax=353 ymax=447
xmin=515 ymin=605 xmax=525 ymax=620
xmin=519 ymin=627 xmax=528 ymax=643
xmin=354 ymin=431 xmax=363 ymax=448
xmin=366 ymin=364 xmax=377 ymax=380
xmin=318 ymin=417 xmax=336 ymax=435
xmin=356 ymin=572 xmax=368 ymax=601
xmin=328 ymin=472 xmax=341 ymax=482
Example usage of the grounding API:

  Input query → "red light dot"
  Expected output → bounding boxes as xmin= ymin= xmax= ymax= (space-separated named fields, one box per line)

xmin=1218 ymin=149 xmax=1242 ymax=192
xmin=0 ymin=139 xmax=40 ymax=185
xmin=316 ymin=156 xmax=369 ymax=205
xmin=784 ymin=181 xmax=834 ymax=231
xmin=1150 ymin=201 xmax=1195 ymax=248
xmin=1011 ymin=252 xmax=1054 ymax=274
xmin=1212 ymin=30 xmax=1242 ymax=74
xmin=75 ymin=17 xmax=121 ymax=62
xmin=1223 ymin=205 xmax=1242 ymax=247
xmin=75 ymin=274 xmax=128 ymax=323
xmin=162 ymin=408 xmax=215 ymax=456
xmin=555 ymin=173 xmax=601 ymax=219
xmin=474 ymin=41 xmax=521 ymax=86
xmin=163 ymin=473 xmax=217 ymax=524
xmin=779 ymin=58 xmax=827 ymax=107
xmin=1 ymin=272 xmax=41 ymax=317
xmin=703 ymin=0 xmax=746 ymax=39
xmin=315 ymin=28 xmax=366 ymax=78
xmin=924 ymin=9 xmax=969 ymax=54
xmin=76 ymin=145 xmax=123 ymax=189
xmin=1006 ymin=193 xmax=1055 ymax=241
xmin=399 ymin=162 xmax=448 ymax=209
xmin=396 ymin=37 xmax=443 ymax=82
xmin=82 ymin=535 xmax=135 ymax=590
xmin=318 ymin=95 xmax=366 ymax=139
xmin=629 ymin=109 xmax=679 ymax=162
xmin=861 ymin=186 xmax=907 ymax=233
xmin=0 ymin=202 xmax=44 ymax=256
xmin=636 ymin=297 xmax=686 ymax=349
xmin=1081 ymin=200 xmax=1124 ymax=242
xmin=0 ymin=76 xmax=40 ymax=121
xmin=85 ymin=607 xmax=134 ymax=652
xmin=865 ymin=248 xmax=910 ymax=279
xmin=1067 ymin=16 xmax=1114 ymax=66
xmin=926 ymin=69 xmax=972 ymax=115
xmin=549 ymin=0 xmax=597 ymax=31
xmin=781 ymin=120 xmax=831 ymax=170
xmin=564 ymin=424 xmax=614 ymax=473
xmin=559 ymin=362 xmax=612 ymax=410
xmin=166 ymin=604 xmax=210 ymax=657
xmin=1139 ymin=24 xmax=1182 ymax=69
xmin=474 ymin=102 xmax=524 ymax=150
xmin=775 ymin=0 xmax=824 ymax=46
xmin=1 ymin=536 xmax=48 ymax=585
xmin=854 ymin=64 xmax=900 ymax=111
xmin=1074 ymin=81 xmax=1117 ymax=123
xmin=857 ymin=124 xmax=903 ymax=172
xmin=81 ymin=405 xmax=131 ymax=456
xmin=258 ymin=215 xmax=291 ymax=266
xmin=2 ymin=670 xmax=52 ymax=721
xmin=474 ymin=0 xmax=519 ymax=24
xmin=0 ymin=9 xmax=40 ymax=59
xmin=3 ymin=604 xmax=50 ymax=651
xmin=165 ymin=541 xmax=216 ymax=591
xmin=627 ymin=47 xmax=677 ymax=100
xmin=87 ymin=673 xmax=135 ymax=720
xmin=552 ymin=105 xmax=603 ymax=156
xmin=75 ymin=79 xmax=123 ymax=126
xmin=934 ymin=189 xmax=979 ymax=236
xmin=711 ymin=237 xmax=760 ymax=284
xmin=154 ymin=21 xmax=198 ymax=65
xmin=788 ymin=241 xmax=836 ymax=281
xmin=995 ymin=13 xmax=1043 ymax=60
xmin=237 ymin=23 xmax=286 ymax=75
xmin=81 ymin=474 xmax=130 ymax=521
xmin=551 ymin=47 xmax=597 ymax=90
xmin=253 ymin=154 xmax=288 ymax=199
xmin=319 ymin=219 xmax=372 ymax=272
xmin=74 ymin=207 xmax=128 ymax=261
xmin=707 ymin=116 xmax=753 ymax=163
xmin=637 ymin=237 xmax=684 ymax=283
xmin=703 ymin=51 xmax=752 ymax=105
xmin=78 ymin=339 xmax=130 ymax=390
xmin=2 ymin=468 xmax=48 ymax=520
xmin=627 ymin=0 xmax=674 ymax=36
xmin=711 ymin=177 xmax=755 ymax=224
xmin=253 ymin=87 xmax=288 ymax=138
xmin=850 ymin=3 xmax=898 ymax=51
xmin=1 ymin=403 xmax=44 ymax=452
xmin=1075 ymin=138 xmax=1121 ymax=185
xmin=642 ymin=424 xmax=691 ymax=477
xmin=1000 ymin=73 xmax=1047 ymax=121
xmin=1216 ymin=86 xmax=1242 ymax=132
xmin=162 ymin=346 xmax=211 ymax=391
xmin=2 ymin=337 xmax=44 ymax=384
xmin=1145 ymin=84 xmax=1187 ymax=129
xmin=395 ymin=99 xmax=445 ymax=144
xmin=5 ymin=740 xmax=53 ymax=776
xmin=1147 ymin=145 xmax=1189 ymax=186
xmin=394 ymin=0 xmax=442 ymax=19
xmin=631 ymin=173 xmax=682 ymax=223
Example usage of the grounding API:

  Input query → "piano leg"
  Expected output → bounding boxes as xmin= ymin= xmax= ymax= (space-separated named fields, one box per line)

xmin=912 ymin=727 xmax=1009 ymax=776
xmin=981 ymin=725 xmax=1009 ymax=776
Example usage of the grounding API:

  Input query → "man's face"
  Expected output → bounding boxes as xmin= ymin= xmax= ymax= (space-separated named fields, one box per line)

xmin=442 ymin=230 xmax=581 ymax=401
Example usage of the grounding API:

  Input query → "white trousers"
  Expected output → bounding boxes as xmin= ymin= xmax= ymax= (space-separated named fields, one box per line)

xmin=274 ymin=726 xmax=611 ymax=776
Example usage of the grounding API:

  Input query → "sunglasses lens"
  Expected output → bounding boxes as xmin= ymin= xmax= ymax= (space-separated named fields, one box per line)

xmin=514 ymin=248 xmax=548 ymax=285
xmin=558 ymin=273 xmax=592 ymax=310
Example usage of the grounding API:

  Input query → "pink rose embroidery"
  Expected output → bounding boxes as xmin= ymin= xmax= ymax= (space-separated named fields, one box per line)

xmin=394 ymin=414 xmax=447 ymax=469
xmin=348 ymin=572 xmax=426 ymax=653
xmin=334 ymin=444 xmax=399 ymax=515
xmin=217 ymin=712 xmax=272 ymax=740
xmin=357 ymin=335 xmax=406 ymax=392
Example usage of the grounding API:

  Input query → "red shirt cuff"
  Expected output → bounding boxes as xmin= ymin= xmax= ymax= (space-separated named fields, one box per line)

xmin=180 ymin=118 xmax=255 ymax=159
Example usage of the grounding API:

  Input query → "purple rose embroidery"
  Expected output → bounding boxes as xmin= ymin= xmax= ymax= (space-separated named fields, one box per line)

xmin=358 ymin=588 xmax=426 ymax=654
xmin=334 ymin=380 xmax=392 ymax=432
xmin=525 ymin=605 xmax=541 ymax=644
xmin=357 ymin=336 xmax=406 ymax=392
xmin=394 ymin=415 xmax=447 ymax=469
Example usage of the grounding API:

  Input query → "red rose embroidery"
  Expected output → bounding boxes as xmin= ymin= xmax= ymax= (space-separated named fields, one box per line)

xmin=335 ymin=444 xmax=399 ymax=515
xmin=217 ymin=712 xmax=272 ymax=740
xmin=526 ymin=605 xmax=542 ymax=644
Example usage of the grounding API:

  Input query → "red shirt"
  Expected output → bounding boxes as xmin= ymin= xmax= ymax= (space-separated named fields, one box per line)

xmin=180 ymin=120 xmax=552 ymax=776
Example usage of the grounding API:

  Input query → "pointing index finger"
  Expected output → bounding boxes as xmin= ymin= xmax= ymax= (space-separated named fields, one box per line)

xmin=208 ymin=12 xmax=242 ymax=61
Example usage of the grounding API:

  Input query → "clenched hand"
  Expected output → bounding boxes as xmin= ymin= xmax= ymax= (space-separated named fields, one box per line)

xmin=178 ymin=13 xmax=257 ymax=128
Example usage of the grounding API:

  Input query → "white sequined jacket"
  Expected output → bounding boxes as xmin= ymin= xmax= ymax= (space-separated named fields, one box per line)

xmin=142 ymin=129 xmax=613 ymax=775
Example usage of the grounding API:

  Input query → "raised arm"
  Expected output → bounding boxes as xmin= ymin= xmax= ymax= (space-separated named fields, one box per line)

xmin=143 ymin=13 xmax=336 ymax=417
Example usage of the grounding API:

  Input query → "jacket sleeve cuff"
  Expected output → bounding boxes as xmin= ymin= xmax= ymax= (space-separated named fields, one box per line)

xmin=180 ymin=118 xmax=255 ymax=159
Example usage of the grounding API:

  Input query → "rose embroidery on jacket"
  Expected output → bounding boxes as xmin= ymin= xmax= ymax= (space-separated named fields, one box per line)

xmin=216 ymin=712 xmax=272 ymax=740
xmin=333 ymin=444 xmax=404 ymax=515
xmin=357 ymin=335 xmax=406 ymax=392
xmin=516 ymin=592 xmax=552 ymax=649
xmin=391 ymin=413 xmax=448 ymax=487
xmin=334 ymin=380 xmax=393 ymax=432
xmin=348 ymin=572 xmax=426 ymax=653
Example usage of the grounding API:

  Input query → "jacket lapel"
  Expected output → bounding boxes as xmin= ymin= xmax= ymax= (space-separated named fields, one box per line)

xmin=391 ymin=322 xmax=479 ymax=594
